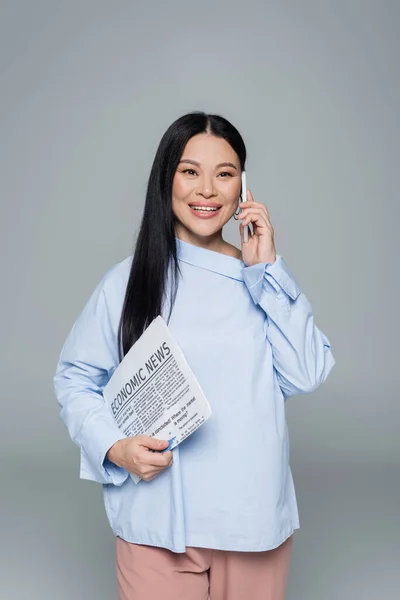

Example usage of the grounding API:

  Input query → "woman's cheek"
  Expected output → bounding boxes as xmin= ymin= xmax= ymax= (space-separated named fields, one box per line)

xmin=219 ymin=179 xmax=240 ymax=202
xmin=173 ymin=175 xmax=193 ymax=199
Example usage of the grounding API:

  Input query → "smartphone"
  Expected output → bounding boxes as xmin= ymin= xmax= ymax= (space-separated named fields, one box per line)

xmin=241 ymin=171 xmax=248 ymax=243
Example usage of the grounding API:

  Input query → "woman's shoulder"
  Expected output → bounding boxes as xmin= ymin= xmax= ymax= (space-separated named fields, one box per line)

xmin=99 ymin=255 xmax=133 ymax=298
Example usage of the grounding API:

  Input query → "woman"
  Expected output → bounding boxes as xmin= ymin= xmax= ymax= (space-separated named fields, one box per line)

xmin=54 ymin=111 xmax=335 ymax=600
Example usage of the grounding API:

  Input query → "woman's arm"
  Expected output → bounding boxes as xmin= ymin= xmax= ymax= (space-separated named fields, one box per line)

xmin=242 ymin=256 xmax=335 ymax=399
xmin=53 ymin=275 xmax=129 ymax=486
xmin=238 ymin=193 xmax=335 ymax=399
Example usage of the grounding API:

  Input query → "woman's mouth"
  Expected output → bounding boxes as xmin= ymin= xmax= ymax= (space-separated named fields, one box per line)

xmin=188 ymin=203 xmax=222 ymax=219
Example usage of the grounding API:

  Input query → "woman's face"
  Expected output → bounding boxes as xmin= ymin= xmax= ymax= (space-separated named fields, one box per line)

xmin=172 ymin=133 xmax=242 ymax=243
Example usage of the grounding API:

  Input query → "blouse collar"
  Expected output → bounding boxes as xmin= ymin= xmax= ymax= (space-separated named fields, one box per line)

xmin=176 ymin=238 xmax=245 ymax=282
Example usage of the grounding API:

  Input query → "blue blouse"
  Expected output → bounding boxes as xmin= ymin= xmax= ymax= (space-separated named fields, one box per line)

xmin=54 ymin=238 xmax=335 ymax=552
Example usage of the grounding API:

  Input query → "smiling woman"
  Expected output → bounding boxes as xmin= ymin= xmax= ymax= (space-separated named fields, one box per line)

xmin=54 ymin=111 xmax=335 ymax=600
xmin=173 ymin=135 xmax=241 ymax=234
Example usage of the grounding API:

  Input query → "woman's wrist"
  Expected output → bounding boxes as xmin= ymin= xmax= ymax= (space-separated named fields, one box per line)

xmin=106 ymin=439 xmax=125 ymax=466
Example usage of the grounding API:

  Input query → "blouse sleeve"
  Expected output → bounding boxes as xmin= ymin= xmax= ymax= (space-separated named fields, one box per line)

xmin=242 ymin=255 xmax=335 ymax=399
xmin=53 ymin=277 xmax=129 ymax=486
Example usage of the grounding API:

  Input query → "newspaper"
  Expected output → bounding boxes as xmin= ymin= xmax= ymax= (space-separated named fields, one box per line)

xmin=103 ymin=315 xmax=212 ymax=483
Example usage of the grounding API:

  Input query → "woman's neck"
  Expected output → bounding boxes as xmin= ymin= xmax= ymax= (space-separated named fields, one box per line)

xmin=176 ymin=229 xmax=242 ymax=260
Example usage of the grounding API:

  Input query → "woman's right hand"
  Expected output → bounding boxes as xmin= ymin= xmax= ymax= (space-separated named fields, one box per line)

xmin=106 ymin=435 xmax=173 ymax=481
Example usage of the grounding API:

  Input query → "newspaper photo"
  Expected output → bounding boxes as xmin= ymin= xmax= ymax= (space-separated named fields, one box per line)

xmin=103 ymin=315 xmax=212 ymax=483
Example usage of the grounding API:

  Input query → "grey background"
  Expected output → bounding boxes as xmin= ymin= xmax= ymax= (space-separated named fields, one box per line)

xmin=1 ymin=1 xmax=398 ymax=598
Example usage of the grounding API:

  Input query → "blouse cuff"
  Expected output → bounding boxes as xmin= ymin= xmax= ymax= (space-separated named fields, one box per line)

xmin=78 ymin=416 xmax=129 ymax=486
xmin=242 ymin=255 xmax=301 ymax=305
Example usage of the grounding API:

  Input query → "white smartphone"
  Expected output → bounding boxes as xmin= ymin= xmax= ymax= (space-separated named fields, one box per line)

xmin=241 ymin=171 xmax=248 ymax=243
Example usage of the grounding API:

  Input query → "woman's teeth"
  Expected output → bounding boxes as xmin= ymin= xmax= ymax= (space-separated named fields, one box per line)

xmin=191 ymin=206 xmax=219 ymax=212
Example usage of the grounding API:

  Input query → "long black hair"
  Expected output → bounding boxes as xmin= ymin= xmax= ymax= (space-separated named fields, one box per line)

xmin=118 ymin=111 xmax=247 ymax=358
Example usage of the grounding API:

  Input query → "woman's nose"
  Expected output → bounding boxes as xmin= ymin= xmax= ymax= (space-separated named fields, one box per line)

xmin=196 ymin=176 xmax=216 ymax=198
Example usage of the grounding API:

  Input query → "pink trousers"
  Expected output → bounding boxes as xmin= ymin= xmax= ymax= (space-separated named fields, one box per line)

xmin=116 ymin=534 xmax=294 ymax=600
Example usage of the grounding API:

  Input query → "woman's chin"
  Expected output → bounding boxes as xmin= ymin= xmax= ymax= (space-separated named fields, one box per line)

xmin=176 ymin=220 xmax=224 ymax=239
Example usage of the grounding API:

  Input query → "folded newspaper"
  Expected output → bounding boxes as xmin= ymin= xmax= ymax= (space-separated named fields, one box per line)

xmin=103 ymin=315 xmax=212 ymax=483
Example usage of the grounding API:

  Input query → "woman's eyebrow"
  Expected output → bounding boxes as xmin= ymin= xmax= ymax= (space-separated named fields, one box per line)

xmin=179 ymin=159 xmax=201 ymax=167
xmin=216 ymin=162 xmax=238 ymax=170
xmin=179 ymin=159 xmax=238 ymax=170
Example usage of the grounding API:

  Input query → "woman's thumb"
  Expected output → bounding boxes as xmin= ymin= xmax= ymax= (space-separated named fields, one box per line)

xmin=142 ymin=436 xmax=169 ymax=451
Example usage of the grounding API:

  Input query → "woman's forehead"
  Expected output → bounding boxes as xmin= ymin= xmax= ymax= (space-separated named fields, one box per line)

xmin=181 ymin=134 xmax=240 ymax=167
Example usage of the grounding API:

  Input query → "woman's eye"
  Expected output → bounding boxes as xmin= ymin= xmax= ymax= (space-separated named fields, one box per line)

xmin=183 ymin=169 xmax=197 ymax=176
xmin=218 ymin=172 xmax=233 ymax=178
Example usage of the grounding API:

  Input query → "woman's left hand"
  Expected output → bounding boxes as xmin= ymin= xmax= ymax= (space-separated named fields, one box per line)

xmin=238 ymin=190 xmax=277 ymax=266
